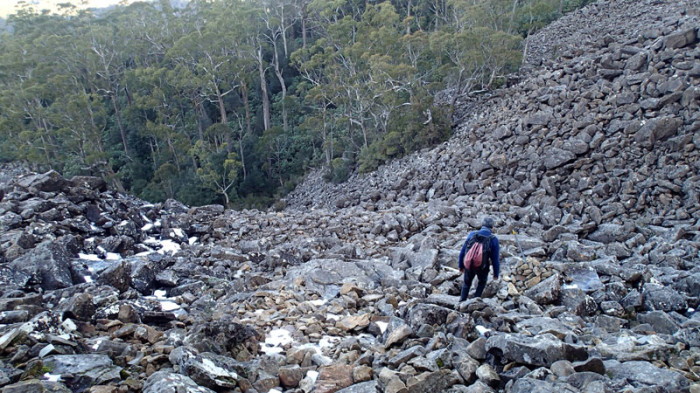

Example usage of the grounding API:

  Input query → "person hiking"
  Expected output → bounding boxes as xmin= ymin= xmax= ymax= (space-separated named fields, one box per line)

xmin=458 ymin=217 xmax=500 ymax=301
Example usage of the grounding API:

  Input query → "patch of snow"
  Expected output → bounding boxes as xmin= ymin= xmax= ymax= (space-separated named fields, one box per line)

xmin=142 ymin=223 xmax=154 ymax=231
xmin=475 ymin=325 xmax=490 ymax=336
xmin=326 ymin=313 xmax=341 ymax=321
xmin=296 ymin=343 xmax=321 ymax=354
xmin=158 ymin=239 xmax=181 ymax=254
xmin=141 ymin=237 xmax=181 ymax=255
xmin=91 ymin=339 xmax=103 ymax=350
xmin=305 ymin=370 xmax=319 ymax=382
xmin=375 ymin=321 xmax=388 ymax=334
xmin=78 ymin=253 xmax=101 ymax=261
xmin=319 ymin=335 xmax=341 ymax=349
xmin=172 ymin=228 xmax=185 ymax=238
xmin=160 ymin=301 xmax=180 ymax=312
xmin=201 ymin=358 xmax=238 ymax=380
xmin=102 ymin=304 xmax=120 ymax=316
xmin=307 ymin=299 xmax=326 ymax=306
xmin=154 ymin=290 xmax=167 ymax=299
xmin=83 ymin=276 xmax=93 ymax=283
xmin=261 ymin=329 xmax=294 ymax=355
xmin=43 ymin=373 xmax=61 ymax=382
xmin=562 ymin=283 xmax=579 ymax=290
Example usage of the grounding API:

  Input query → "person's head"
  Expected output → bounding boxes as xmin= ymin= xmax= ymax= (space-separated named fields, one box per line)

xmin=481 ymin=217 xmax=494 ymax=229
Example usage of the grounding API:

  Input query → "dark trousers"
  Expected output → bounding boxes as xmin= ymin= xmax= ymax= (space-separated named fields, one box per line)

xmin=460 ymin=268 xmax=489 ymax=301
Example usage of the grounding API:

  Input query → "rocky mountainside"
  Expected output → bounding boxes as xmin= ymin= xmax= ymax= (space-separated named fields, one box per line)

xmin=1 ymin=1 xmax=699 ymax=393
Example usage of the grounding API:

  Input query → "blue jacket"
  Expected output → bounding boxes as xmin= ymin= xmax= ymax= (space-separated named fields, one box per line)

xmin=458 ymin=227 xmax=500 ymax=277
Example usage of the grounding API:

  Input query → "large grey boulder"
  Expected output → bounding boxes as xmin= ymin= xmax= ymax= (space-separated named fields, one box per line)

xmin=97 ymin=259 xmax=132 ymax=293
xmin=523 ymin=275 xmax=561 ymax=304
xmin=486 ymin=333 xmax=587 ymax=367
xmin=636 ymin=311 xmax=680 ymax=335
xmin=16 ymin=170 xmax=69 ymax=192
xmin=542 ymin=148 xmax=576 ymax=169
xmin=143 ymin=370 xmax=216 ymax=393
xmin=42 ymin=354 xmax=121 ymax=391
xmin=335 ymin=381 xmax=380 ymax=393
xmin=634 ymin=116 xmax=684 ymax=148
xmin=506 ymin=377 xmax=578 ymax=393
xmin=129 ymin=254 xmax=169 ymax=294
xmin=642 ymin=284 xmax=687 ymax=313
xmin=405 ymin=369 xmax=461 ymax=393
xmin=9 ymin=241 xmax=74 ymax=290
xmin=606 ymin=360 xmax=689 ymax=392
xmin=181 ymin=352 xmax=247 ymax=390
xmin=406 ymin=303 xmax=453 ymax=328
xmin=587 ymin=223 xmax=632 ymax=243
xmin=0 ymin=379 xmax=71 ymax=392
xmin=70 ymin=175 xmax=108 ymax=192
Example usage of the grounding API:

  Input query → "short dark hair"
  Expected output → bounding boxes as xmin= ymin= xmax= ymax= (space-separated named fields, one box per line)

xmin=482 ymin=217 xmax=494 ymax=229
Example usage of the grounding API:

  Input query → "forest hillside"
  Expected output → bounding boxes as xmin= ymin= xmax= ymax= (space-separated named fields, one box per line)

xmin=0 ymin=0 xmax=583 ymax=208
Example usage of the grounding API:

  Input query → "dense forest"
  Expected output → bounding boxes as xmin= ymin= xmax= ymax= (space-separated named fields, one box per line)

xmin=0 ymin=0 xmax=591 ymax=208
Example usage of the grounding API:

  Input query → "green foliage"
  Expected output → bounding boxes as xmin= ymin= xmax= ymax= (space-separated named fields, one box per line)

xmin=359 ymin=98 xmax=451 ymax=173
xmin=190 ymin=139 xmax=242 ymax=206
xmin=325 ymin=157 xmax=352 ymax=184
xmin=0 ymin=0 xmax=584 ymax=206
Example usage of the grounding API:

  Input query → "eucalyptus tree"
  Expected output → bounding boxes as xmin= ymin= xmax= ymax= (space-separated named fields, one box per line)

xmin=259 ymin=0 xmax=299 ymax=133
xmin=82 ymin=18 xmax=134 ymax=158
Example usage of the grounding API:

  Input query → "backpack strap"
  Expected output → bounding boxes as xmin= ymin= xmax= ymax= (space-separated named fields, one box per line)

xmin=479 ymin=234 xmax=495 ymax=269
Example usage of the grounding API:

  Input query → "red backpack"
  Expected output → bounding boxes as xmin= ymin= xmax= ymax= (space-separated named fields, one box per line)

xmin=463 ymin=234 xmax=494 ymax=270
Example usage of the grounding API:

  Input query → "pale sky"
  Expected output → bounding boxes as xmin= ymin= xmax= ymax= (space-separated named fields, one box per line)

xmin=0 ymin=0 xmax=138 ymax=18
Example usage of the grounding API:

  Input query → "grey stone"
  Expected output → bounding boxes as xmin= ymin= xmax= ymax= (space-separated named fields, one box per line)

xmin=607 ymin=360 xmax=689 ymax=391
xmin=634 ymin=116 xmax=684 ymax=148
xmin=0 ymin=379 xmax=71 ymax=393
xmin=143 ymin=370 xmax=216 ymax=393
xmin=405 ymin=370 xmax=461 ymax=393
xmin=643 ymin=285 xmax=687 ymax=313
xmin=10 ymin=242 xmax=74 ymax=290
xmin=98 ymin=260 xmax=132 ymax=293
xmin=507 ymin=378 xmax=578 ymax=393
xmin=335 ymin=381 xmax=379 ymax=393
xmin=181 ymin=352 xmax=245 ymax=390
xmin=485 ymin=333 xmax=587 ymax=367
xmin=388 ymin=346 xmax=424 ymax=368
xmin=637 ymin=311 xmax=680 ymax=334
xmin=16 ymin=171 xmax=69 ymax=192
xmin=664 ymin=28 xmax=698 ymax=49
xmin=523 ymin=275 xmax=561 ymax=304
xmin=42 ymin=354 xmax=122 ymax=390
xmin=543 ymin=148 xmax=576 ymax=170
